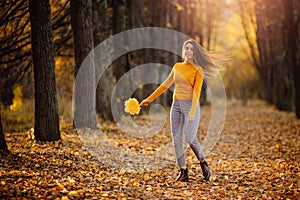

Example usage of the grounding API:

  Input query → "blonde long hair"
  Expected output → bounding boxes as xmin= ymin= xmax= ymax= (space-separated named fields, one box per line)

xmin=182 ymin=39 xmax=228 ymax=77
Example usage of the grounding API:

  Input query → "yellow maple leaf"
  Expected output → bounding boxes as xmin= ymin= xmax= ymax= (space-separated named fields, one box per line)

xmin=124 ymin=98 xmax=141 ymax=115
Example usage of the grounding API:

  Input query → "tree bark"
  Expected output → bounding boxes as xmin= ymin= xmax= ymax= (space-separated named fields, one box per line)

xmin=0 ymin=110 xmax=10 ymax=155
xmin=28 ymin=0 xmax=61 ymax=141
xmin=254 ymin=0 xmax=272 ymax=103
xmin=71 ymin=0 xmax=97 ymax=128
xmin=112 ymin=0 xmax=128 ymax=81
xmin=126 ymin=0 xmax=147 ymax=102
xmin=284 ymin=0 xmax=300 ymax=118
xmin=93 ymin=0 xmax=115 ymax=121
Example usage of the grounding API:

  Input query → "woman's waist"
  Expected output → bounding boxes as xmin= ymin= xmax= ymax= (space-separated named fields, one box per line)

xmin=173 ymin=93 xmax=193 ymax=100
xmin=171 ymin=99 xmax=200 ymax=112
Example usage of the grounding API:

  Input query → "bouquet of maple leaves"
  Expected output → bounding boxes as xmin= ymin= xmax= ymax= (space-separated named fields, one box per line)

xmin=124 ymin=98 xmax=141 ymax=115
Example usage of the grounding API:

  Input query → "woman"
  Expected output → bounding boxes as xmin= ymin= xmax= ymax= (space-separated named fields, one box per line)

xmin=140 ymin=39 xmax=225 ymax=182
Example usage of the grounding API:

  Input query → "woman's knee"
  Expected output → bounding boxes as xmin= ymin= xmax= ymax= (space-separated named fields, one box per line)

xmin=186 ymin=138 xmax=199 ymax=146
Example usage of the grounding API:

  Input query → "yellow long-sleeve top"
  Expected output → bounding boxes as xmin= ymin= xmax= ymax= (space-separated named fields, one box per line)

xmin=146 ymin=62 xmax=204 ymax=115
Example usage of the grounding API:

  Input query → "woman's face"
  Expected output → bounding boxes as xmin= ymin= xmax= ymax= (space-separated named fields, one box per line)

xmin=184 ymin=43 xmax=194 ymax=62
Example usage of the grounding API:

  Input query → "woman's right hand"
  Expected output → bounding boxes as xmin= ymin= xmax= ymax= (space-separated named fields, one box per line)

xmin=140 ymin=99 xmax=149 ymax=106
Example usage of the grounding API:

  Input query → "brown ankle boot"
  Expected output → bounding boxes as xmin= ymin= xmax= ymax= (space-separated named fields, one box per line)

xmin=175 ymin=168 xmax=188 ymax=182
xmin=200 ymin=161 xmax=210 ymax=181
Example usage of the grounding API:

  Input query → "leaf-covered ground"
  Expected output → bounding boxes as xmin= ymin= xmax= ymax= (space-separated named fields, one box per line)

xmin=0 ymin=101 xmax=299 ymax=199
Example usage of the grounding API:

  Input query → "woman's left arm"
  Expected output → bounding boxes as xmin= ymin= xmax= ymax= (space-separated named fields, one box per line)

xmin=140 ymin=69 xmax=175 ymax=106
xmin=188 ymin=69 xmax=204 ymax=122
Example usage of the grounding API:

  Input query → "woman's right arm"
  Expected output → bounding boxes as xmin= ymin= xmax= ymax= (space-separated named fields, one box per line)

xmin=140 ymin=69 xmax=174 ymax=106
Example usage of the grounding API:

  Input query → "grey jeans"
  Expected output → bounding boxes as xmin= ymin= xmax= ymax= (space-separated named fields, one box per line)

xmin=170 ymin=100 xmax=205 ymax=167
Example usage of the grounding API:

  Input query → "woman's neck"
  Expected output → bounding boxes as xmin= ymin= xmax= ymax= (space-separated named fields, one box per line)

xmin=183 ymin=60 xmax=193 ymax=64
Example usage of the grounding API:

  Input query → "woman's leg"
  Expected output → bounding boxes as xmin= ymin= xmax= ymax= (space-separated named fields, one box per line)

xmin=171 ymin=101 xmax=189 ymax=181
xmin=170 ymin=101 xmax=186 ymax=168
xmin=184 ymin=103 xmax=205 ymax=161
xmin=184 ymin=103 xmax=210 ymax=180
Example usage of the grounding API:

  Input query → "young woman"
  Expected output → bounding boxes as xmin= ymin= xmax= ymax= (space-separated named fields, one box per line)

xmin=140 ymin=39 xmax=226 ymax=182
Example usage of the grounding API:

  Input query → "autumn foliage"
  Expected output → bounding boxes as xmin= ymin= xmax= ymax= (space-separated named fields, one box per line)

xmin=0 ymin=101 xmax=299 ymax=199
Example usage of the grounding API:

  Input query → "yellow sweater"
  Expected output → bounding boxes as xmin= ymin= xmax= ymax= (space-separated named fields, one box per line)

xmin=146 ymin=62 xmax=204 ymax=115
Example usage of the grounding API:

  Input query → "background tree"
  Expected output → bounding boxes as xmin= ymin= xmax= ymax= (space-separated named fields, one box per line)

xmin=283 ymin=0 xmax=300 ymax=118
xmin=0 ymin=0 xmax=72 ymax=105
xmin=71 ymin=0 xmax=97 ymax=128
xmin=0 ymin=110 xmax=9 ymax=155
xmin=239 ymin=0 xmax=295 ymax=111
xmin=0 ymin=0 xmax=31 ymax=107
xmin=28 ymin=0 xmax=60 ymax=141
xmin=1 ymin=0 xmax=299 ymax=128
xmin=94 ymin=0 xmax=115 ymax=120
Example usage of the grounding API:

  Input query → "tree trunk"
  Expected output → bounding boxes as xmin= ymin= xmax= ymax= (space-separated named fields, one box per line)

xmin=254 ymin=0 xmax=272 ymax=103
xmin=239 ymin=0 xmax=260 ymax=69
xmin=284 ymin=0 xmax=300 ymax=118
xmin=112 ymin=0 xmax=128 ymax=81
xmin=206 ymin=0 xmax=212 ymax=50
xmin=71 ymin=0 xmax=97 ymax=128
xmin=126 ymin=0 xmax=147 ymax=102
xmin=254 ymin=0 xmax=294 ymax=110
xmin=0 ymin=110 xmax=10 ymax=155
xmin=93 ymin=0 xmax=115 ymax=121
xmin=196 ymin=0 xmax=205 ymax=46
xmin=295 ymin=0 xmax=300 ymax=118
xmin=28 ymin=0 xmax=60 ymax=141
xmin=267 ymin=0 xmax=293 ymax=111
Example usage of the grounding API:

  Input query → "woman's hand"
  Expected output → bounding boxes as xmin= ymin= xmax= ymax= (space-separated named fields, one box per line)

xmin=140 ymin=99 xmax=149 ymax=106
xmin=188 ymin=114 xmax=195 ymax=122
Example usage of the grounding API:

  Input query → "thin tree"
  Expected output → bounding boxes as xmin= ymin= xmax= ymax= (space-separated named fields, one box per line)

xmin=0 ymin=110 xmax=10 ymax=155
xmin=28 ymin=0 xmax=61 ymax=141
xmin=71 ymin=0 xmax=97 ymax=128
xmin=283 ymin=0 xmax=300 ymax=118
xmin=94 ymin=0 xmax=115 ymax=121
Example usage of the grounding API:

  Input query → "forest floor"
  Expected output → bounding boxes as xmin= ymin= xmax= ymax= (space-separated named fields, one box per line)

xmin=0 ymin=100 xmax=299 ymax=199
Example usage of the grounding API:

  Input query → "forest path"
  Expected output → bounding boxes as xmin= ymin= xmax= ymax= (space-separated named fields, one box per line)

xmin=0 ymin=101 xmax=299 ymax=199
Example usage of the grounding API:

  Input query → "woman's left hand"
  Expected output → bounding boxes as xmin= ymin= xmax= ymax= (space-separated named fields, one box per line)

xmin=188 ymin=114 xmax=195 ymax=122
xmin=140 ymin=99 xmax=149 ymax=106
